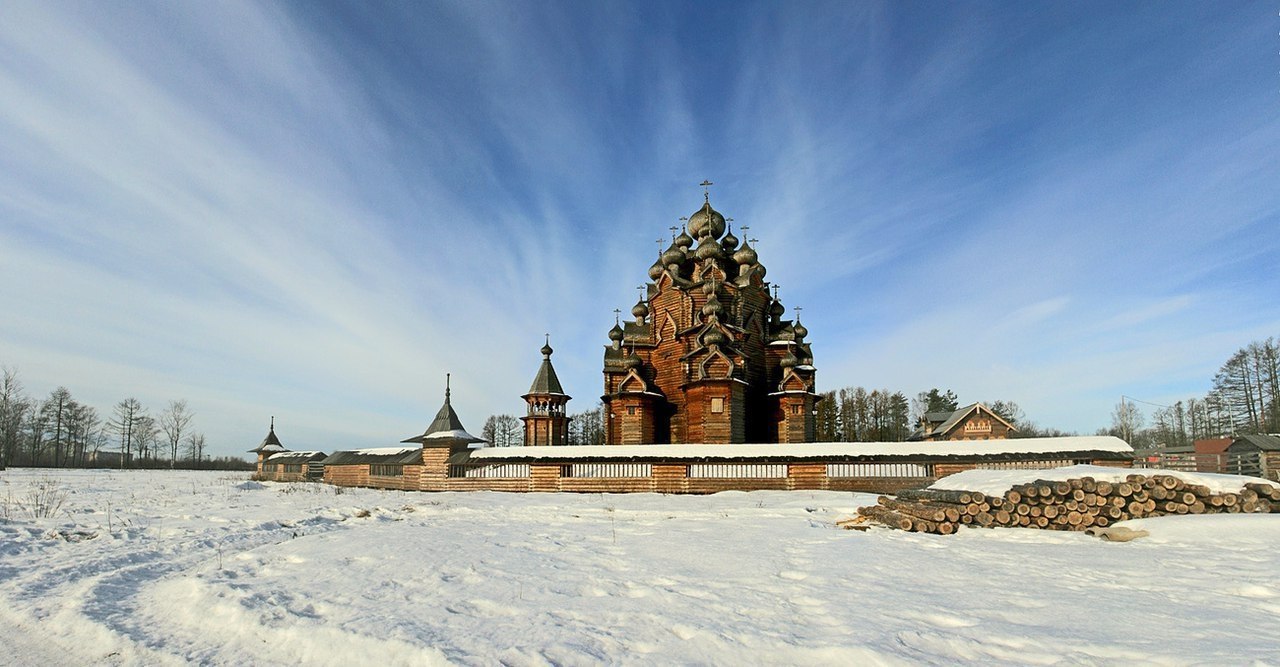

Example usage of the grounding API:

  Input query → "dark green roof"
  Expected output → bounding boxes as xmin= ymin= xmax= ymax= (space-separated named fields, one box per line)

xmin=528 ymin=357 xmax=566 ymax=395
xmin=401 ymin=376 xmax=485 ymax=445
xmin=322 ymin=448 xmax=423 ymax=465
xmin=1230 ymin=434 xmax=1280 ymax=452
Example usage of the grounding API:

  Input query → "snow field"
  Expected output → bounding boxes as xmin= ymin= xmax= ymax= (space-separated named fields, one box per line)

xmin=1 ymin=468 xmax=1279 ymax=665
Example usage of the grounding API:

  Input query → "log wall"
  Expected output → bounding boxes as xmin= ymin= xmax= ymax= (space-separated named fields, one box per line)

xmin=313 ymin=450 xmax=1131 ymax=496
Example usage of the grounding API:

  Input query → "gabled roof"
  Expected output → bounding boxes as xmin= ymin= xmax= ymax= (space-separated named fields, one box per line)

xmin=401 ymin=375 xmax=485 ymax=445
xmin=1231 ymin=434 xmax=1280 ymax=451
xmin=909 ymin=403 xmax=1017 ymax=441
xmin=248 ymin=418 xmax=286 ymax=453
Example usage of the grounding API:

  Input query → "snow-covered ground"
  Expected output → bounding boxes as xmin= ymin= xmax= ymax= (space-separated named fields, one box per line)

xmin=2 ymin=468 xmax=1278 ymax=666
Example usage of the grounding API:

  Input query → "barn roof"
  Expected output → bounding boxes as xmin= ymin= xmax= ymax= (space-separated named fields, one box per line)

xmin=1230 ymin=434 xmax=1280 ymax=451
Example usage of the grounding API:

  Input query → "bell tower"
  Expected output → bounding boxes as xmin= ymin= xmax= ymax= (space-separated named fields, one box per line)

xmin=522 ymin=336 xmax=572 ymax=446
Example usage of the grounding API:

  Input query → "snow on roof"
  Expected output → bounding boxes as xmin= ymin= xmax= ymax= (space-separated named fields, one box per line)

xmin=351 ymin=446 xmax=419 ymax=455
xmin=930 ymin=464 xmax=1277 ymax=496
xmin=422 ymin=429 xmax=485 ymax=442
xmin=470 ymin=436 xmax=1132 ymax=461
xmin=266 ymin=451 xmax=323 ymax=461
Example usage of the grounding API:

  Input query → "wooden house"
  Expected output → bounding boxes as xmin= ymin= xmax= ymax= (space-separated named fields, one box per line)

xmin=909 ymin=403 xmax=1016 ymax=441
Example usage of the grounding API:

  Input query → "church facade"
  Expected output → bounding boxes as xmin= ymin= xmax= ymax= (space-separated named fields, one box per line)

xmin=602 ymin=188 xmax=819 ymax=445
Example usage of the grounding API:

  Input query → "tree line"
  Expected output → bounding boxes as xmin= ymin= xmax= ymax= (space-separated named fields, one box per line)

xmin=483 ymin=388 xmax=1061 ymax=446
xmin=1106 ymin=337 xmax=1280 ymax=449
xmin=0 ymin=366 xmax=245 ymax=470
xmin=481 ymin=406 xmax=606 ymax=447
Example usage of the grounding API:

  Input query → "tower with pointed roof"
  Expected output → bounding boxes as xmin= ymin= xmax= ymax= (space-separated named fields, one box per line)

xmin=401 ymin=374 xmax=485 ymax=448
xmin=601 ymin=184 xmax=819 ymax=444
xmin=248 ymin=416 xmax=287 ymax=473
xmin=522 ymin=336 xmax=572 ymax=446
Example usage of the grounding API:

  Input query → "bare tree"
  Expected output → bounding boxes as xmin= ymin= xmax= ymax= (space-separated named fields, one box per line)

xmin=0 ymin=367 xmax=30 ymax=468
xmin=160 ymin=399 xmax=193 ymax=468
xmin=40 ymin=387 xmax=75 ymax=467
xmin=185 ymin=432 xmax=206 ymax=463
xmin=108 ymin=398 xmax=145 ymax=468
xmin=1111 ymin=399 xmax=1144 ymax=446
xmin=65 ymin=402 xmax=99 ymax=467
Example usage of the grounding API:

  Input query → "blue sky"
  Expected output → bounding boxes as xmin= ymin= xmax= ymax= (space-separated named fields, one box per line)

xmin=1 ymin=1 xmax=1277 ymax=457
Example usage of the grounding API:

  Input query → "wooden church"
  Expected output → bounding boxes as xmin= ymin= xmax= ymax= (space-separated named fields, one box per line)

xmin=602 ymin=184 xmax=819 ymax=445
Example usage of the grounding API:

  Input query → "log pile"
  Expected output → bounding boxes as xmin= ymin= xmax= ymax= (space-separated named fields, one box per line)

xmin=855 ymin=474 xmax=1280 ymax=535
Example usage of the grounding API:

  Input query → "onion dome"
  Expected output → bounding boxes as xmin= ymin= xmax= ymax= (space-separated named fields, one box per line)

xmin=720 ymin=227 xmax=739 ymax=253
xmin=688 ymin=201 xmax=726 ymax=240
xmin=733 ymin=239 xmax=757 ymax=265
xmin=632 ymin=298 xmax=649 ymax=320
xmin=695 ymin=235 xmax=724 ymax=260
xmin=702 ymin=328 xmax=727 ymax=347
xmin=624 ymin=350 xmax=643 ymax=369
xmin=793 ymin=321 xmax=808 ymax=340
xmin=608 ymin=323 xmax=624 ymax=342
xmin=770 ymin=298 xmax=785 ymax=319
xmin=701 ymin=294 xmax=723 ymax=318
xmin=661 ymin=243 xmax=685 ymax=267
xmin=541 ymin=339 xmax=554 ymax=357
xmin=648 ymin=259 xmax=664 ymax=280
xmin=674 ymin=228 xmax=694 ymax=249
xmin=780 ymin=349 xmax=799 ymax=368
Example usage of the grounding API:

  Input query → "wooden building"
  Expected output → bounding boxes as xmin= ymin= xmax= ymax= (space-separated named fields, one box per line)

xmin=522 ymin=337 xmax=571 ymax=446
xmin=602 ymin=186 xmax=817 ymax=445
xmin=249 ymin=418 xmax=327 ymax=481
xmin=909 ymin=403 xmax=1017 ymax=441
xmin=249 ymin=417 xmax=287 ymax=475
xmin=321 ymin=375 xmax=485 ymax=488
xmin=334 ymin=435 xmax=1132 ymax=495
xmin=260 ymin=451 xmax=327 ymax=482
xmin=1226 ymin=434 xmax=1280 ymax=480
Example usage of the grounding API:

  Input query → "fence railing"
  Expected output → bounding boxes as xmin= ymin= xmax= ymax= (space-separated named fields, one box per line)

xmin=449 ymin=463 xmax=531 ymax=479
xmin=688 ymin=463 xmax=788 ymax=479
xmin=1134 ymin=452 xmax=1261 ymax=477
xmin=562 ymin=463 xmax=651 ymax=478
xmin=826 ymin=462 xmax=933 ymax=478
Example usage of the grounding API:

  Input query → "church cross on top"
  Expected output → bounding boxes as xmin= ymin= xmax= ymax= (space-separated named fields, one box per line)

xmin=613 ymin=308 xmax=621 ymax=324
xmin=700 ymin=180 xmax=713 ymax=202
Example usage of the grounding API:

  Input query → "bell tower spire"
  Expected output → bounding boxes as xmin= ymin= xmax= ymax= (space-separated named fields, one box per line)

xmin=522 ymin=335 xmax=572 ymax=446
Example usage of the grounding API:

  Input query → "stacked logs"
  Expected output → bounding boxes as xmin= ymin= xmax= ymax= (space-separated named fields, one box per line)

xmin=856 ymin=474 xmax=1280 ymax=535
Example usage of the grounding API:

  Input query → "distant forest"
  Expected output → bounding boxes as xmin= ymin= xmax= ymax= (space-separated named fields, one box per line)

xmin=0 ymin=367 xmax=251 ymax=470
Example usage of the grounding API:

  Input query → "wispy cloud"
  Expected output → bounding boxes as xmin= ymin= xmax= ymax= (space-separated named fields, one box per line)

xmin=0 ymin=1 xmax=1276 ymax=453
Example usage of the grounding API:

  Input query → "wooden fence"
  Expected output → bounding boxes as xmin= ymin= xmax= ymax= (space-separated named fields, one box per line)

xmin=1134 ymin=452 xmax=1262 ymax=477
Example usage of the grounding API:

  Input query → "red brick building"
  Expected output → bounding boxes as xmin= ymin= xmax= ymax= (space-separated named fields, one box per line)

xmin=602 ymin=188 xmax=818 ymax=445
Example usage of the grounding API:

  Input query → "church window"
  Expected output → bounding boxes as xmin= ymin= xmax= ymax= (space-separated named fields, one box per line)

xmin=627 ymin=406 xmax=637 ymax=415
xmin=791 ymin=404 xmax=802 ymax=415
xmin=710 ymin=397 xmax=724 ymax=413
